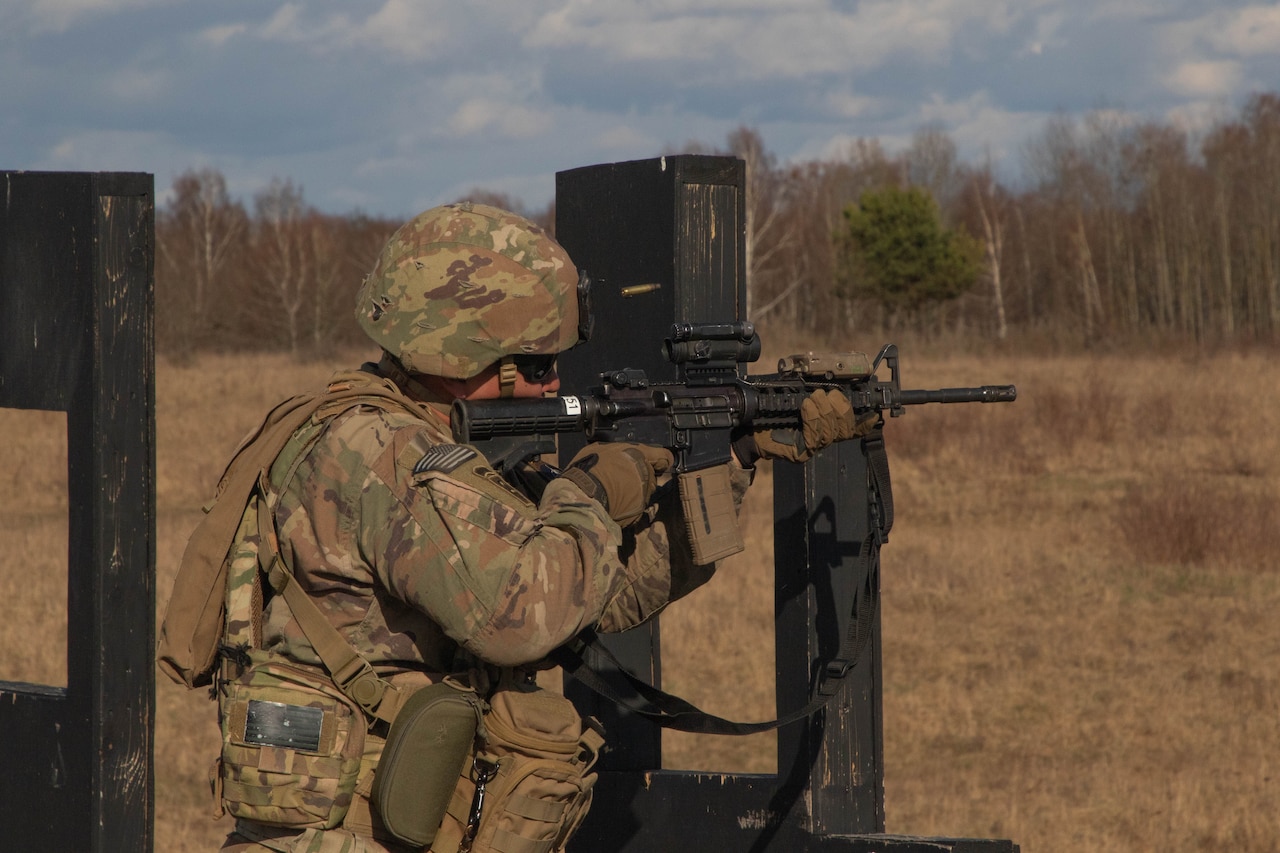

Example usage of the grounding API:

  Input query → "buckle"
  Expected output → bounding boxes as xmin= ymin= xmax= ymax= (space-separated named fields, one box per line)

xmin=333 ymin=657 xmax=386 ymax=715
xmin=818 ymin=661 xmax=851 ymax=696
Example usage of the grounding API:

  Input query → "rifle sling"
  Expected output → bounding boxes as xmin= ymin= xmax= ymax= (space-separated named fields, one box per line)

xmin=553 ymin=430 xmax=892 ymax=735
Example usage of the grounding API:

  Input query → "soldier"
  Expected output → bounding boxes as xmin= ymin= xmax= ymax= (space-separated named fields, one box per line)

xmin=166 ymin=202 xmax=861 ymax=852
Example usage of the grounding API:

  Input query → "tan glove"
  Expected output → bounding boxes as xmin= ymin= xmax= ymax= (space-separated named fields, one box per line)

xmin=560 ymin=442 xmax=674 ymax=526
xmin=739 ymin=389 xmax=877 ymax=465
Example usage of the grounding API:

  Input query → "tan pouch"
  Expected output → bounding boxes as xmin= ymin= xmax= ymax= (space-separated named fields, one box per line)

xmin=217 ymin=655 xmax=365 ymax=829
xmin=372 ymin=679 xmax=486 ymax=847
xmin=432 ymin=683 xmax=604 ymax=853
xmin=678 ymin=466 xmax=745 ymax=564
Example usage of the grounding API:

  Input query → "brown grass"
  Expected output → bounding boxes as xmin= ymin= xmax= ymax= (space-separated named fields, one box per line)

xmin=3 ymin=348 xmax=1278 ymax=851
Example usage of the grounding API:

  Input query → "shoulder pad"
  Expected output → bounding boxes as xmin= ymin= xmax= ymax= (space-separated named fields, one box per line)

xmin=413 ymin=444 xmax=479 ymax=474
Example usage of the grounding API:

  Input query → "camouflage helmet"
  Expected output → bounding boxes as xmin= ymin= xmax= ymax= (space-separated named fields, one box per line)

xmin=356 ymin=202 xmax=583 ymax=379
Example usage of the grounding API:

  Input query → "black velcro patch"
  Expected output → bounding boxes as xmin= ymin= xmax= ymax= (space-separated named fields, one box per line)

xmin=413 ymin=444 xmax=478 ymax=474
xmin=244 ymin=699 xmax=324 ymax=752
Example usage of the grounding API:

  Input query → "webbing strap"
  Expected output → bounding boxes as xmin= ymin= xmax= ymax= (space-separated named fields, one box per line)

xmin=199 ymin=370 xmax=430 ymax=717
xmin=159 ymin=373 xmax=442 ymax=688
xmin=553 ymin=430 xmax=894 ymax=735
xmin=551 ymin=637 xmax=819 ymax=736
xmin=818 ymin=429 xmax=892 ymax=694
xmin=506 ymin=794 xmax=566 ymax=822
xmin=257 ymin=480 xmax=405 ymax=725
xmin=492 ymin=827 xmax=556 ymax=853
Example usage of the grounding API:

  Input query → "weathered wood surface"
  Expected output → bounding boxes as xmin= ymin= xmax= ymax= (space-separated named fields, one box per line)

xmin=0 ymin=171 xmax=155 ymax=852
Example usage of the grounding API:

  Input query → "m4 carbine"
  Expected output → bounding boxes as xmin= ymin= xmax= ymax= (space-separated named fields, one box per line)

xmin=455 ymin=321 xmax=1016 ymax=718
xmin=451 ymin=321 xmax=1016 ymax=478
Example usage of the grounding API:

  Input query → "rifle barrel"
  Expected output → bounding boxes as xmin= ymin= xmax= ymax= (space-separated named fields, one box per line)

xmin=897 ymin=385 xmax=1017 ymax=405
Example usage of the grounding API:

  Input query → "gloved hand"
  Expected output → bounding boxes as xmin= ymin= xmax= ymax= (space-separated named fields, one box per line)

xmin=735 ymin=389 xmax=877 ymax=465
xmin=559 ymin=442 xmax=674 ymax=526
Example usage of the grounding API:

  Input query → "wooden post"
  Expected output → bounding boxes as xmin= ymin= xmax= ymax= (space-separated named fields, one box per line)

xmin=555 ymin=155 xmax=747 ymax=772
xmin=555 ymin=156 xmax=1018 ymax=853
xmin=0 ymin=171 xmax=156 ymax=852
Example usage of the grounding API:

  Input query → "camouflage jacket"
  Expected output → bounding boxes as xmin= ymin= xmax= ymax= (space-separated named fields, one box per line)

xmin=255 ymin=370 xmax=750 ymax=678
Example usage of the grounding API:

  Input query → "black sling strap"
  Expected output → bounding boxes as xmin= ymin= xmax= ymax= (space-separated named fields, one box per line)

xmin=554 ymin=429 xmax=894 ymax=735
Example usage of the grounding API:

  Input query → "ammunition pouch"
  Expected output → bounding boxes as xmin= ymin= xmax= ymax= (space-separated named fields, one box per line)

xmin=214 ymin=652 xmax=366 ymax=830
xmin=432 ymin=681 xmax=604 ymax=853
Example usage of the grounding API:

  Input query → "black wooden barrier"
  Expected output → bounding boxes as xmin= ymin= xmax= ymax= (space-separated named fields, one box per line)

xmin=555 ymin=156 xmax=1018 ymax=853
xmin=0 ymin=172 xmax=155 ymax=851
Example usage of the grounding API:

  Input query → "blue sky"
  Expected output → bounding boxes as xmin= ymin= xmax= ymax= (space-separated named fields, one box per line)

xmin=4 ymin=1 xmax=1279 ymax=219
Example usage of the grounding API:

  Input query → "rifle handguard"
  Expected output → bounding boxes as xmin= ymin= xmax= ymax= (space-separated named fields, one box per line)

xmin=740 ymin=388 xmax=868 ymax=464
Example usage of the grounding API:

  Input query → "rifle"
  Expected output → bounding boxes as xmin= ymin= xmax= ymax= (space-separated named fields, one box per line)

xmin=451 ymin=320 xmax=1016 ymax=477
xmin=456 ymin=322 xmax=1016 ymax=722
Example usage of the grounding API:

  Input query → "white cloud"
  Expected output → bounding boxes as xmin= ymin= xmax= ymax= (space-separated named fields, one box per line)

xmin=522 ymin=0 xmax=1084 ymax=87
xmin=594 ymin=124 xmax=656 ymax=151
xmin=344 ymin=0 xmax=452 ymax=60
xmin=198 ymin=22 xmax=247 ymax=48
xmin=7 ymin=0 xmax=1277 ymax=219
xmin=800 ymin=89 xmax=1052 ymax=180
xmin=250 ymin=3 xmax=370 ymax=54
xmin=729 ymin=6 xmax=942 ymax=77
xmin=1212 ymin=5 xmax=1280 ymax=57
xmin=259 ymin=3 xmax=314 ymax=42
xmin=1158 ymin=6 xmax=1280 ymax=97
xmin=525 ymin=1 xmax=972 ymax=79
xmin=526 ymin=7 xmax=718 ymax=63
xmin=1167 ymin=60 xmax=1243 ymax=99
xmin=446 ymin=99 xmax=553 ymax=140
xmin=38 ymin=128 xmax=191 ymax=174
xmin=1017 ymin=9 xmax=1066 ymax=58
xmin=176 ymin=5 xmax=359 ymax=57
xmin=823 ymin=90 xmax=879 ymax=120
xmin=16 ymin=0 xmax=174 ymax=34
xmin=102 ymin=66 xmax=172 ymax=102
xmin=241 ymin=1 xmax=504 ymax=62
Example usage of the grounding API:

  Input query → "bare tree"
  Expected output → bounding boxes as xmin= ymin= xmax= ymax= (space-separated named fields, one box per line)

xmin=250 ymin=179 xmax=311 ymax=354
xmin=156 ymin=168 xmax=247 ymax=356
xmin=305 ymin=215 xmax=343 ymax=356
xmin=965 ymin=164 xmax=1009 ymax=340
xmin=905 ymin=125 xmax=963 ymax=215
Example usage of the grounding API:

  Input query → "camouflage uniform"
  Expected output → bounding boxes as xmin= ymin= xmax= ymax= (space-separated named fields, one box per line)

xmin=218 ymin=375 xmax=748 ymax=851
xmin=218 ymin=203 xmax=750 ymax=851
xmin=259 ymin=385 xmax=741 ymax=671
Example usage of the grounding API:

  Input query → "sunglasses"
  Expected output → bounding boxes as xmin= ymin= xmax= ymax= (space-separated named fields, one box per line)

xmin=512 ymin=353 xmax=557 ymax=383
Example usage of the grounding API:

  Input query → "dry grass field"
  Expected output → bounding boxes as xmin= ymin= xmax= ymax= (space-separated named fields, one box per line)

xmin=3 ymin=345 xmax=1278 ymax=852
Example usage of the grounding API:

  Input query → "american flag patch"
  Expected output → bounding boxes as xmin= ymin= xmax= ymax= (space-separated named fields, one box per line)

xmin=413 ymin=444 xmax=478 ymax=474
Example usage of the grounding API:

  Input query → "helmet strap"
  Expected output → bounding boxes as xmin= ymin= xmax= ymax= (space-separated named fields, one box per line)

xmin=378 ymin=352 xmax=445 ymax=404
xmin=498 ymin=358 xmax=519 ymax=399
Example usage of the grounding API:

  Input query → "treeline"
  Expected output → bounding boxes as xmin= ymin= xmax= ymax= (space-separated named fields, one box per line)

xmin=157 ymin=92 xmax=1280 ymax=358
xmin=156 ymin=176 xmax=551 ymax=359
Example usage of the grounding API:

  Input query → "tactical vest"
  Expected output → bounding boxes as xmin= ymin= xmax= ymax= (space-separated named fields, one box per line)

xmin=159 ymin=371 xmax=451 ymax=833
xmin=158 ymin=369 xmax=447 ymax=693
